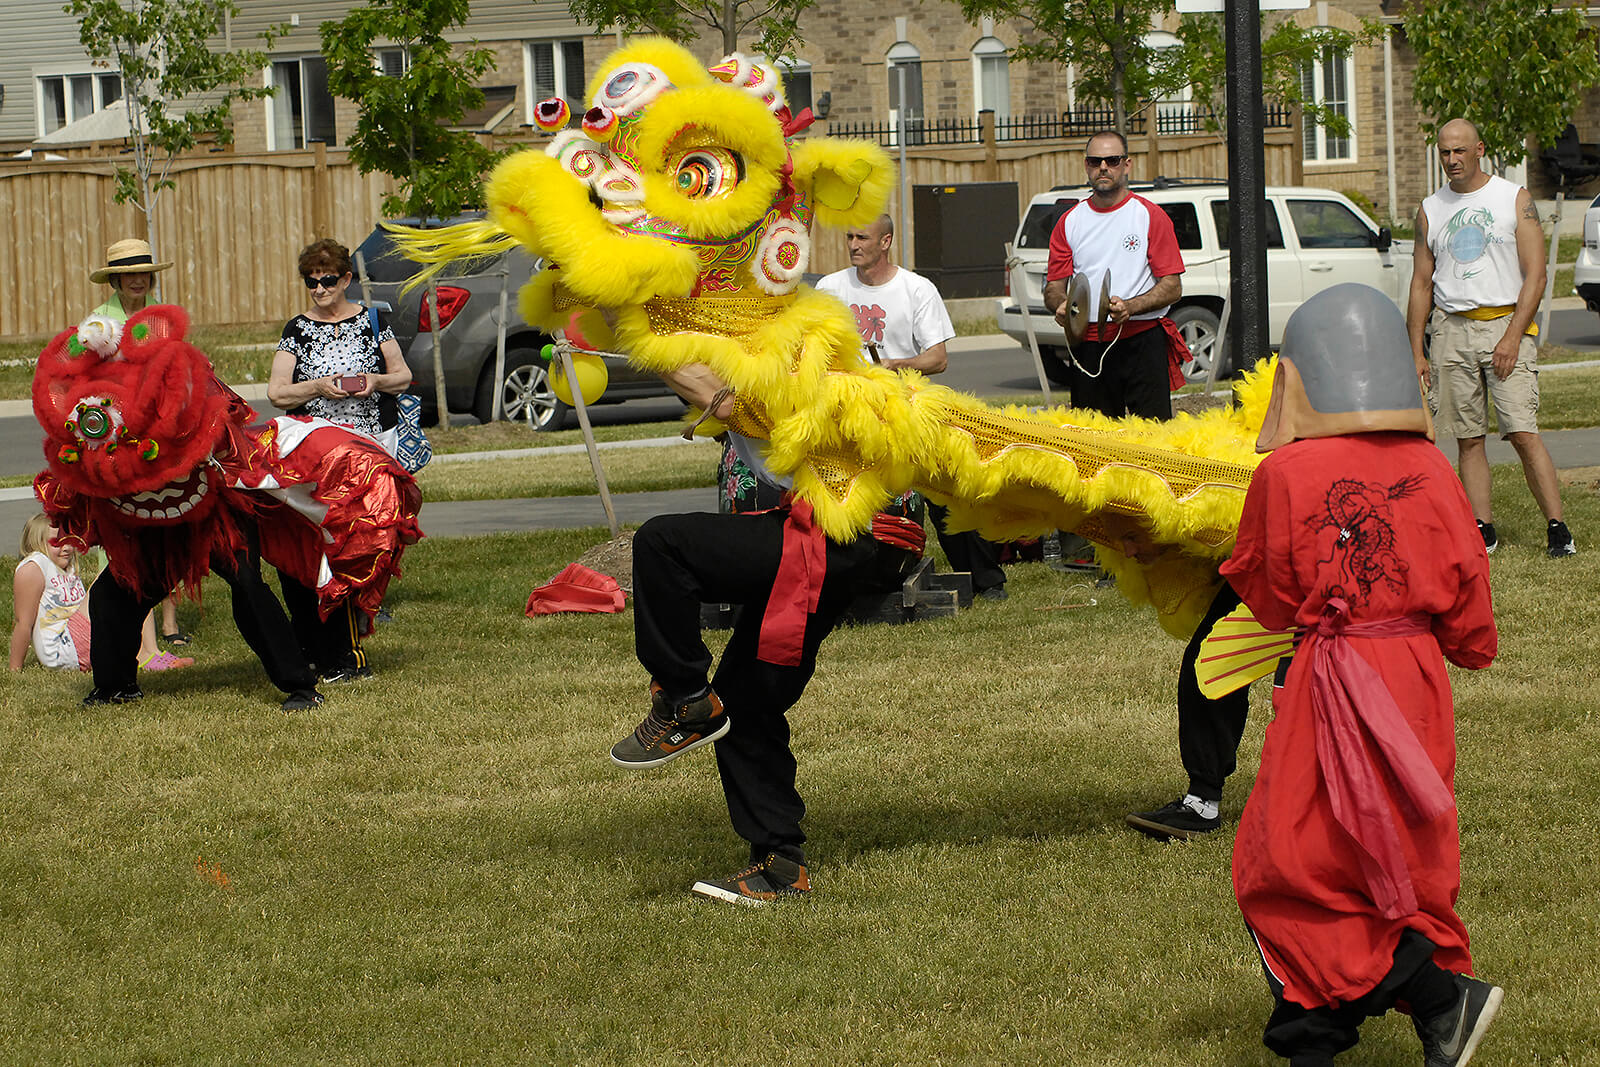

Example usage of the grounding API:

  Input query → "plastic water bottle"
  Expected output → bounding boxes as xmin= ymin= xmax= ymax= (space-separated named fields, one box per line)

xmin=1042 ymin=531 xmax=1063 ymax=566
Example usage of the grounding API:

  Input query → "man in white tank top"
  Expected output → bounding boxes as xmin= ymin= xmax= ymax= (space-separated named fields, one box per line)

xmin=1406 ymin=117 xmax=1576 ymax=558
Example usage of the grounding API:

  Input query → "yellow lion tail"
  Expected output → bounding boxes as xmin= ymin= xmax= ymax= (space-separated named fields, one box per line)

xmin=386 ymin=219 xmax=523 ymax=294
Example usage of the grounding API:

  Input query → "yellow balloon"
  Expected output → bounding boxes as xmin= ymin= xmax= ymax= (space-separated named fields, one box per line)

xmin=551 ymin=351 xmax=608 ymax=405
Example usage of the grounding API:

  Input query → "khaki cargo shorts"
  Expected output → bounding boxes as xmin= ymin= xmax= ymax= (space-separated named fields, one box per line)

xmin=1427 ymin=311 xmax=1541 ymax=439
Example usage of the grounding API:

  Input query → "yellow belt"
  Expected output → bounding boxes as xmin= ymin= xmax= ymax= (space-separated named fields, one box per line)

xmin=1452 ymin=304 xmax=1537 ymax=337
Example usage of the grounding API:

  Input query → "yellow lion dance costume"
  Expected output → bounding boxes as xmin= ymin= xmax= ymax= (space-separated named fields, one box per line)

xmin=397 ymin=38 xmax=1272 ymax=637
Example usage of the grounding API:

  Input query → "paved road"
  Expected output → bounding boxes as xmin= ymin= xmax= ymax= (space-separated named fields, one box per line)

xmin=7 ymin=322 xmax=1600 ymax=539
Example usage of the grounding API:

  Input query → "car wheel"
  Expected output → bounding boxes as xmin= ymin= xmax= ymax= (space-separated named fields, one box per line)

xmin=476 ymin=346 xmax=570 ymax=430
xmin=1172 ymin=305 xmax=1224 ymax=385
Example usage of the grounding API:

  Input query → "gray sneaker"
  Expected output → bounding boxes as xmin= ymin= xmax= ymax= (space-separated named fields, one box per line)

xmin=1414 ymin=973 xmax=1503 ymax=1066
xmin=609 ymin=685 xmax=729 ymax=769
xmin=691 ymin=853 xmax=811 ymax=906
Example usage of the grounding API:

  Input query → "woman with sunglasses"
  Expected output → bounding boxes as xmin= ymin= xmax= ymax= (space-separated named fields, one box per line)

xmin=269 ymin=238 xmax=411 ymax=439
xmin=268 ymin=238 xmax=412 ymax=683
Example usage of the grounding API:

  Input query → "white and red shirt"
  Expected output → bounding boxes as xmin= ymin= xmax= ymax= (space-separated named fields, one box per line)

xmin=815 ymin=266 xmax=954 ymax=364
xmin=1047 ymin=193 xmax=1185 ymax=341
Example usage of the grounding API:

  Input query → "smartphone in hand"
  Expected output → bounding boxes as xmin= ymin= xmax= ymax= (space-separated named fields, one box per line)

xmin=337 ymin=374 xmax=367 ymax=393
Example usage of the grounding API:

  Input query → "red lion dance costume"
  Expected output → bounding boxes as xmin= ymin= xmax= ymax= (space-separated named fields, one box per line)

xmin=33 ymin=306 xmax=421 ymax=708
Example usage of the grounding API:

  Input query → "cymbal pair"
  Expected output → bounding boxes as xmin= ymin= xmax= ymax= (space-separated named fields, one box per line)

xmin=1062 ymin=271 xmax=1113 ymax=345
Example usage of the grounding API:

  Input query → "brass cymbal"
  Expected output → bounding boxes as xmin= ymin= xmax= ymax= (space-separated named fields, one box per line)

xmin=1065 ymin=272 xmax=1091 ymax=344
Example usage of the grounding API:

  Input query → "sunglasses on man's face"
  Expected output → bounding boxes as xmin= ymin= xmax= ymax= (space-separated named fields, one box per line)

xmin=1085 ymin=155 xmax=1126 ymax=169
xmin=303 ymin=274 xmax=344 ymax=290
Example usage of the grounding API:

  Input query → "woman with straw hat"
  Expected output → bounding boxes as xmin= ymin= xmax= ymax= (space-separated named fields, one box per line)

xmin=86 ymin=238 xmax=194 ymax=664
xmin=90 ymin=238 xmax=172 ymax=321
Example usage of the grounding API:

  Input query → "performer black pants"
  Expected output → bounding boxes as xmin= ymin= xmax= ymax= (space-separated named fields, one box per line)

xmin=1260 ymin=929 xmax=1460 ymax=1064
xmin=926 ymin=502 xmax=1005 ymax=593
xmin=1177 ymin=581 xmax=1251 ymax=803
xmin=277 ymin=570 xmax=361 ymax=673
xmin=632 ymin=510 xmax=912 ymax=865
xmin=1068 ymin=325 xmax=1173 ymax=420
xmin=88 ymin=523 xmax=318 ymax=697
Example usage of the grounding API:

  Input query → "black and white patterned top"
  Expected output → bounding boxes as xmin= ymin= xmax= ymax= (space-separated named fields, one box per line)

xmin=277 ymin=308 xmax=397 ymax=436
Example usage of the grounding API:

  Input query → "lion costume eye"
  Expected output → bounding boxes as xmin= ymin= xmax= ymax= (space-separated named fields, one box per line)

xmin=673 ymin=149 xmax=742 ymax=199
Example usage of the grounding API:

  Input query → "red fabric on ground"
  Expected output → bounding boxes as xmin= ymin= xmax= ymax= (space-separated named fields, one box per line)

xmin=526 ymin=563 xmax=626 ymax=615
xmin=1219 ymin=432 xmax=1496 ymax=1010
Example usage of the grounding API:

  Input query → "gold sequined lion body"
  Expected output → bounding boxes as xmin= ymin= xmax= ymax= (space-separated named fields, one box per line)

xmin=395 ymin=37 xmax=1270 ymax=636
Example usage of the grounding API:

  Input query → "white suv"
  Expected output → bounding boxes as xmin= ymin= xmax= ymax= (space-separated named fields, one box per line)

xmin=996 ymin=181 xmax=1414 ymax=384
xmin=1573 ymin=191 xmax=1600 ymax=312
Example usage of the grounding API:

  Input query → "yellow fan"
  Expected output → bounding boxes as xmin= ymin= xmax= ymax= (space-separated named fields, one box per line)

xmin=1195 ymin=602 xmax=1296 ymax=699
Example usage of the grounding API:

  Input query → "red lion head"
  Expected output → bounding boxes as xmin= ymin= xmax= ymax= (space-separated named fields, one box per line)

xmin=34 ymin=306 xmax=239 ymax=527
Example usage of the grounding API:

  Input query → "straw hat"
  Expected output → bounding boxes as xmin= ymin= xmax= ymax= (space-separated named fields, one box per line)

xmin=90 ymin=238 xmax=173 ymax=284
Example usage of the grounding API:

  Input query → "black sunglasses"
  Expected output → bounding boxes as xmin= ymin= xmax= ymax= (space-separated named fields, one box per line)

xmin=1085 ymin=154 xmax=1126 ymax=168
xmin=303 ymin=273 xmax=343 ymax=290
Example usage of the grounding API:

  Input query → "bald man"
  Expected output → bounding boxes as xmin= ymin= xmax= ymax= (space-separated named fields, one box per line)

xmin=1407 ymin=117 xmax=1576 ymax=558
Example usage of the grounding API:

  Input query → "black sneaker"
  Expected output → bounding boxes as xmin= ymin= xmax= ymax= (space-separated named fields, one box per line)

xmin=1126 ymin=797 xmax=1220 ymax=841
xmin=976 ymin=585 xmax=1008 ymax=601
xmin=1548 ymin=520 xmax=1576 ymax=558
xmin=691 ymin=853 xmax=811 ymax=906
xmin=83 ymin=685 xmax=143 ymax=706
xmin=1477 ymin=520 xmax=1497 ymax=555
xmin=1414 ymin=973 xmax=1503 ymax=1067
xmin=321 ymin=656 xmax=374 ymax=684
xmin=281 ymin=689 xmax=325 ymax=712
xmin=609 ymin=685 xmax=729 ymax=769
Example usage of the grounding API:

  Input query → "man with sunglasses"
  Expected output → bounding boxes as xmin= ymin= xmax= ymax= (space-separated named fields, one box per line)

xmin=1044 ymin=134 xmax=1250 ymax=845
xmin=1042 ymin=130 xmax=1187 ymax=420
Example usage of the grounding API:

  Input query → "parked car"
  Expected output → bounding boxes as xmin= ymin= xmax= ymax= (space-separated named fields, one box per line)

xmin=353 ymin=216 xmax=681 ymax=429
xmin=1573 ymin=190 xmax=1600 ymax=313
xmin=996 ymin=181 xmax=1415 ymax=384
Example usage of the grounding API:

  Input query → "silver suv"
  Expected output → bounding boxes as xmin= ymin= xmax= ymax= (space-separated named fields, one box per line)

xmin=353 ymin=217 xmax=678 ymax=429
xmin=997 ymin=182 xmax=1413 ymax=384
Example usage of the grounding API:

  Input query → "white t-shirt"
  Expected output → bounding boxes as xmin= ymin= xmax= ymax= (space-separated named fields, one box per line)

xmin=816 ymin=266 xmax=954 ymax=364
xmin=16 ymin=551 xmax=87 ymax=670
xmin=1421 ymin=174 xmax=1526 ymax=313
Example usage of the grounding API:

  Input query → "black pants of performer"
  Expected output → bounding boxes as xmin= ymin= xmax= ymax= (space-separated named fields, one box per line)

xmin=1260 ymin=929 xmax=1461 ymax=1065
xmin=926 ymin=502 xmax=1005 ymax=593
xmin=1178 ymin=581 xmax=1251 ymax=803
xmin=633 ymin=510 xmax=914 ymax=865
xmin=277 ymin=570 xmax=362 ymax=674
xmin=89 ymin=525 xmax=318 ymax=697
xmin=1068 ymin=325 xmax=1172 ymax=420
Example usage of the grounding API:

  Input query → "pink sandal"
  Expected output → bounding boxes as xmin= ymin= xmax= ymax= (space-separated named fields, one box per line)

xmin=140 ymin=651 xmax=195 ymax=671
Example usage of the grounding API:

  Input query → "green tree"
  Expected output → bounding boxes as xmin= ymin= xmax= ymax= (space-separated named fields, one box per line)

xmin=66 ymin=0 xmax=281 ymax=266
xmin=568 ymin=0 xmax=815 ymax=62
xmin=1170 ymin=14 xmax=1383 ymax=138
xmin=1407 ymin=0 xmax=1600 ymax=173
xmin=958 ymin=0 xmax=1181 ymax=130
xmin=320 ymin=0 xmax=500 ymax=220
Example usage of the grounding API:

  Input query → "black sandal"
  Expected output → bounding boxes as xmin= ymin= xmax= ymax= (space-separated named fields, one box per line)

xmin=160 ymin=630 xmax=193 ymax=647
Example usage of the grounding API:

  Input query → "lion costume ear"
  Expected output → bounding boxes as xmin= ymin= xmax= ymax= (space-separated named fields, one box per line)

xmin=790 ymin=139 xmax=895 ymax=228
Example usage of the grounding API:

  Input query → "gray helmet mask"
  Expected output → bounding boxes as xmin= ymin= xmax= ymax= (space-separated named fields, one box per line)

xmin=1256 ymin=282 xmax=1432 ymax=451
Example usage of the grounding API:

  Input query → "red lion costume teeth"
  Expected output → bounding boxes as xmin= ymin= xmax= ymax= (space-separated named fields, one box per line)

xmin=33 ymin=306 xmax=421 ymax=624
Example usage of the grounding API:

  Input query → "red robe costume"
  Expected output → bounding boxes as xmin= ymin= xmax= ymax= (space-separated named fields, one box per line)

xmin=1219 ymin=432 xmax=1497 ymax=1010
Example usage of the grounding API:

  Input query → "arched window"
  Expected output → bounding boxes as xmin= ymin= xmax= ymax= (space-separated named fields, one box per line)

xmin=972 ymin=34 xmax=1010 ymax=123
xmin=887 ymin=39 xmax=924 ymax=146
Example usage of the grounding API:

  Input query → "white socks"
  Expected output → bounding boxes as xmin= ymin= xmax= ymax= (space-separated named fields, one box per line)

xmin=1182 ymin=794 xmax=1220 ymax=821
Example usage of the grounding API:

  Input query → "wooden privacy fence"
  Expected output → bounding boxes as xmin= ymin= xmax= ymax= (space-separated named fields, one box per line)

xmin=1 ymin=127 xmax=1300 ymax=339
xmin=0 ymin=145 xmax=393 ymax=339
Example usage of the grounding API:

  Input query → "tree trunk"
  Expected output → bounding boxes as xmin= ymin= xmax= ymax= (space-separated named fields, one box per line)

xmin=722 ymin=0 xmax=737 ymax=56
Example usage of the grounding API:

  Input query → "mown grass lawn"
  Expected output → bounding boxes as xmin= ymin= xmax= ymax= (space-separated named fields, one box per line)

xmin=2 ymin=469 xmax=1597 ymax=1064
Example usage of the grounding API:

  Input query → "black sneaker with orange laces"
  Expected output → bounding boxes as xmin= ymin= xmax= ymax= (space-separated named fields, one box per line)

xmin=609 ymin=684 xmax=729 ymax=769
xmin=691 ymin=853 xmax=811 ymax=906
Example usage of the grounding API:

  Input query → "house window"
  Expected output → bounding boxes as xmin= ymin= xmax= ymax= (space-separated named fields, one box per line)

xmin=887 ymin=40 xmax=924 ymax=146
xmin=972 ymin=36 xmax=1009 ymax=122
xmin=1300 ymin=46 xmax=1354 ymax=162
xmin=377 ymin=49 xmax=409 ymax=79
xmin=269 ymin=57 xmax=336 ymax=150
xmin=527 ymin=39 xmax=585 ymax=109
xmin=1144 ymin=31 xmax=1196 ymax=135
xmin=779 ymin=59 xmax=812 ymax=114
xmin=37 ymin=72 xmax=122 ymax=135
